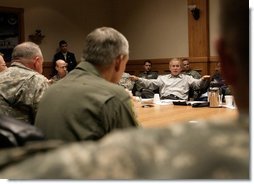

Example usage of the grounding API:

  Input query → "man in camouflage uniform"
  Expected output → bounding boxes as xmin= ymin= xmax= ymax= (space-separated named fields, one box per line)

xmin=0 ymin=0 xmax=249 ymax=179
xmin=182 ymin=58 xmax=209 ymax=100
xmin=118 ymin=72 xmax=135 ymax=90
xmin=48 ymin=59 xmax=68 ymax=84
xmin=0 ymin=42 xmax=49 ymax=124
xmin=35 ymin=27 xmax=138 ymax=141
xmin=182 ymin=58 xmax=201 ymax=79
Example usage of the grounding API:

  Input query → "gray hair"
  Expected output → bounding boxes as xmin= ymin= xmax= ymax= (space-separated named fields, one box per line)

xmin=82 ymin=27 xmax=129 ymax=66
xmin=219 ymin=0 xmax=248 ymax=69
xmin=12 ymin=42 xmax=42 ymax=61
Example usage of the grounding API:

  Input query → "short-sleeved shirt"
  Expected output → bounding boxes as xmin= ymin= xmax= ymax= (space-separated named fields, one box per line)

xmin=0 ymin=62 xmax=49 ymax=124
xmin=35 ymin=61 xmax=139 ymax=141
xmin=137 ymin=73 xmax=205 ymax=100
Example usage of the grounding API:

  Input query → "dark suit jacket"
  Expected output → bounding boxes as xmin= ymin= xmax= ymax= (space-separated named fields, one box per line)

xmin=52 ymin=51 xmax=77 ymax=75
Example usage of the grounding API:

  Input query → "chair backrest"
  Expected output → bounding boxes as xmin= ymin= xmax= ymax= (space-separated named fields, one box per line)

xmin=0 ymin=116 xmax=45 ymax=148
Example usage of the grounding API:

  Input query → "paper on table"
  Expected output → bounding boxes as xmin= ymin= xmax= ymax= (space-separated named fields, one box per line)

xmin=155 ymin=99 xmax=186 ymax=105
xmin=221 ymin=104 xmax=237 ymax=109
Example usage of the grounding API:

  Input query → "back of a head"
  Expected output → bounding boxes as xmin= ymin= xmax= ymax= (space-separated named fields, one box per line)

xmin=219 ymin=0 xmax=248 ymax=78
xmin=82 ymin=27 xmax=129 ymax=66
xmin=12 ymin=42 xmax=42 ymax=62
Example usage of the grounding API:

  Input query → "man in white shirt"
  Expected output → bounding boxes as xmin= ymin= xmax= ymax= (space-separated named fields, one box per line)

xmin=130 ymin=58 xmax=210 ymax=100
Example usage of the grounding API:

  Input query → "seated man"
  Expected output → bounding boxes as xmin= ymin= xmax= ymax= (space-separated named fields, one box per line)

xmin=130 ymin=58 xmax=210 ymax=100
xmin=133 ymin=60 xmax=159 ymax=98
xmin=210 ymin=62 xmax=232 ymax=101
xmin=49 ymin=59 xmax=68 ymax=84
xmin=182 ymin=58 xmax=209 ymax=100
xmin=35 ymin=27 xmax=139 ymax=142
xmin=0 ymin=42 xmax=49 ymax=124
xmin=182 ymin=58 xmax=201 ymax=79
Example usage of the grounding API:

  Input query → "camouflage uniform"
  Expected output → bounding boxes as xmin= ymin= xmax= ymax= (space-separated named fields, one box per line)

xmin=0 ymin=62 xmax=49 ymax=124
xmin=49 ymin=74 xmax=61 ymax=83
xmin=35 ymin=62 xmax=139 ymax=141
xmin=182 ymin=70 xmax=206 ymax=100
xmin=118 ymin=72 xmax=135 ymax=90
xmin=183 ymin=70 xmax=201 ymax=79
xmin=0 ymin=115 xmax=249 ymax=179
xmin=49 ymin=74 xmax=65 ymax=84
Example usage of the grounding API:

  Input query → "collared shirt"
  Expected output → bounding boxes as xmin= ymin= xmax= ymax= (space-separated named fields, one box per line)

xmin=137 ymin=73 xmax=205 ymax=100
xmin=0 ymin=62 xmax=49 ymax=124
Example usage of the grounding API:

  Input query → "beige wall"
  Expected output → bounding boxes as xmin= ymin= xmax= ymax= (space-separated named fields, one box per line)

xmin=0 ymin=0 xmax=113 ymax=62
xmin=0 ymin=0 xmax=219 ymax=61
xmin=112 ymin=0 xmax=188 ymax=59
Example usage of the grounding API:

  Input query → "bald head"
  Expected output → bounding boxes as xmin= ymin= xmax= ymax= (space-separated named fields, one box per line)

xmin=55 ymin=59 xmax=68 ymax=78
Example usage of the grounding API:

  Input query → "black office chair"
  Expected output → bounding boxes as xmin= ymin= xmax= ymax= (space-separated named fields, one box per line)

xmin=0 ymin=116 xmax=45 ymax=148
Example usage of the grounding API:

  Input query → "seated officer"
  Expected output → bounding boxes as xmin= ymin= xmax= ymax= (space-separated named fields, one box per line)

xmin=182 ymin=58 xmax=209 ymax=100
xmin=210 ymin=62 xmax=232 ymax=102
xmin=49 ymin=59 xmax=68 ymax=84
xmin=35 ymin=27 xmax=138 ymax=142
xmin=133 ymin=60 xmax=159 ymax=98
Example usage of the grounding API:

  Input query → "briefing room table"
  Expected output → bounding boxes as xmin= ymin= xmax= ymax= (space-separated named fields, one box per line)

xmin=133 ymin=100 xmax=239 ymax=128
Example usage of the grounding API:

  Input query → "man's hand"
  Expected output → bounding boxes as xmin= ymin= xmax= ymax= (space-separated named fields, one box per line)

xmin=201 ymin=75 xmax=210 ymax=80
xmin=129 ymin=75 xmax=139 ymax=81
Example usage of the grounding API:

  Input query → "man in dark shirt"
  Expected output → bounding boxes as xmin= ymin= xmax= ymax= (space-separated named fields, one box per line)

xmin=133 ymin=60 xmax=158 ymax=98
xmin=52 ymin=40 xmax=77 ymax=76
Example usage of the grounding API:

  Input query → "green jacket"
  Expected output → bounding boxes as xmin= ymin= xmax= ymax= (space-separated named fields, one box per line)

xmin=35 ymin=61 xmax=138 ymax=141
